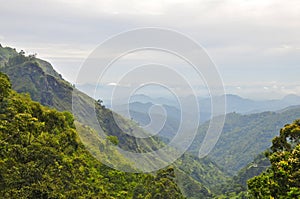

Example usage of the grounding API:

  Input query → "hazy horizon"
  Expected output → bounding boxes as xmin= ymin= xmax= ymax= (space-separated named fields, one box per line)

xmin=75 ymin=82 xmax=300 ymax=101
xmin=1 ymin=0 xmax=299 ymax=100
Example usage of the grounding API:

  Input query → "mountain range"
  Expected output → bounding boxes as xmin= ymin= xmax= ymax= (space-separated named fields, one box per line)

xmin=105 ymin=93 xmax=300 ymax=122
xmin=0 ymin=44 xmax=230 ymax=198
xmin=1 ymin=44 xmax=300 ymax=198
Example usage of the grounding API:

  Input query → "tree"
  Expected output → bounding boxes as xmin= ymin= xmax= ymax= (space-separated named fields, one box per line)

xmin=0 ymin=73 xmax=11 ymax=100
xmin=107 ymin=135 xmax=119 ymax=145
xmin=0 ymin=72 xmax=186 ymax=198
xmin=133 ymin=166 xmax=185 ymax=199
xmin=97 ymin=99 xmax=105 ymax=108
xmin=248 ymin=120 xmax=300 ymax=198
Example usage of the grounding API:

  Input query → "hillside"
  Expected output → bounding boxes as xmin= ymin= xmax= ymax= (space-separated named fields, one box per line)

xmin=190 ymin=108 xmax=300 ymax=174
xmin=0 ymin=72 xmax=186 ymax=198
xmin=0 ymin=44 xmax=230 ymax=197
xmin=0 ymin=46 xmax=166 ymax=155
xmin=104 ymin=94 xmax=300 ymax=144
xmin=89 ymin=91 xmax=300 ymax=124
xmin=112 ymin=101 xmax=182 ymax=139
xmin=247 ymin=120 xmax=300 ymax=198
xmin=0 ymin=47 xmax=72 ymax=111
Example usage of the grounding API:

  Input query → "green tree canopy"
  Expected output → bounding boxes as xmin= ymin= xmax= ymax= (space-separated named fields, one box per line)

xmin=0 ymin=73 xmax=10 ymax=100
xmin=248 ymin=120 xmax=300 ymax=198
xmin=0 ymin=72 xmax=185 ymax=198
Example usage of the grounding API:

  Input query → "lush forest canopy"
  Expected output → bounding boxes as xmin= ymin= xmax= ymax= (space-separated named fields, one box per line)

xmin=0 ymin=72 xmax=185 ymax=198
xmin=248 ymin=120 xmax=300 ymax=198
xmin=0 ymin=45 xmax=232 ymax=198
xmin=190 ymin=110 xmax=300 ymax=175
xmin=1 ymin=45 xmax=300 ymax=198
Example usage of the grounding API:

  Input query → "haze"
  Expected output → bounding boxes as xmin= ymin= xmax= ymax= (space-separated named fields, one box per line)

xmin=0 ymin=0 xmax=299 ymax=100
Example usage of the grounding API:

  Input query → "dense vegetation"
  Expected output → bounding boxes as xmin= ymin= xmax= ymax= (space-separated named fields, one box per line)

xmin=190 ymin=110 xmax=300 ymax=174
xmin=211 ymin=153 xmax=269 ymax=198
xmin=0 ymin=48 xmax=72 ymax=111
xmin=1 ymin=44 xmax=300 ymax=198
xmin=0 ymin=72 xmax=186 ymax=198
xmin=214 ymin=120 xmax=300 ymax=198
xmin=0 ymin=46 xmax=171 ymax=155
xmin=0 ymin=45 xmax=233 ymax=198
xmin=248 ymin=120 xmax=300 ymax=198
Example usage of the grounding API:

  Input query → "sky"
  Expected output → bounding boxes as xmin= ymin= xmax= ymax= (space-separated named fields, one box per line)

xmin=0 ymin=0 xmax=299 ymax=100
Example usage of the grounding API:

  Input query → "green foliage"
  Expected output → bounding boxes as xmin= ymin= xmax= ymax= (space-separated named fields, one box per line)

xmin=0 ymin=72 xmax=185 ymax=198
xmin=248 ymin=120 xmax=300 ymax=198
xmin=0 ymin=46 xmax=19 ymax=67
xmin=190 ymin=111 xmax=300 ymax=175
xmin=173 ymin=167 xmax=212 ymax=199
xmin=0 ymin=45 xmax=165 ymax=155
xmin=0 ymin=47 xmax=72 ymax=111
xmin=174 ymin=153 xmax=229 ymax=195
xmin=234 ymin=153 xmax=270 ymax=187
xmin=215 ymin=152 xmax=271 ymax=198
xmin=107 ymin=135 xmax=119 ymax=145
xmin=0 ymin=45 xmax=236 ymax=198
xmin=0 ymin=72 xmax=10 ymax=100
xmin=133 ymin=167 xmax=185 ymax=199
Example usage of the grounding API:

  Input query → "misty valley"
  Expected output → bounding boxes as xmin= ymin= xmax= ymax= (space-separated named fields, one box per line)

xmin=0 ymin=44 xmax=300 ymax=198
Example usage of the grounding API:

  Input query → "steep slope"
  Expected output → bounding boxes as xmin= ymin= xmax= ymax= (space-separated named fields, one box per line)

xmin=0 ymin=48 xmax=72 ymax=111
xmin=0 ymin=45 xmax=18 ymax=66
xmin=0 ymin=46 xmax=164 ymax=154
xmin=247 ymin=120 xmax=300 ymax=198
xmin=212 ymin=153 xmax=270 ymax=197
xmin=112 ymin=101 xmax=181 ymax=139
xmin=190 ymin=108 xmax=300 ymax=174
xmin=0 ymin=72 xmax=186 ymax=198
xmin=234 ymin=153 xmax=270 ymax=187
xmin=0 ymin=44 xmax=230 ymax=197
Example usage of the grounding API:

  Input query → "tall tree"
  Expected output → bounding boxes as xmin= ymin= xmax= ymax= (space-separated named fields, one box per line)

xmin=248 ymin=120 xmax=300 ymax=198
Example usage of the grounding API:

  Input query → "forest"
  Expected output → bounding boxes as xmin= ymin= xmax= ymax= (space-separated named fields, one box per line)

xmin=0 ymin=46 xmax=299 ymax=198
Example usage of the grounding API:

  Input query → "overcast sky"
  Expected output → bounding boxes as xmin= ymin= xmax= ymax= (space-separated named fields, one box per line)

xmin=0 ymin=0 xmax=299 ymax=99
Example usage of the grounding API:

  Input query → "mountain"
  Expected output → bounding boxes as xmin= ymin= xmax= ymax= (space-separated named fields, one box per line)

xmin=0 ymin=72 xmax=187 ymax=198
xmin=108 ymin=93 xmax=300 ymax=147
xmin=277 ymin=104 xmax=300 ymax=113
xmin=0 ymin=44 xmax=231 ymax=197
xmin=85 ymin=87 xmax=300 ymax=117
xmin=103 ymin=93 xmax=300 ymax=141
xmin=75 ymin=84 xmax=179 ymax=107
xmin=247 ymin=119 xmax=300 ymax=198
xmin=234 ymin=153 xmax=270 ymax=187
xmin=282 ymin=94 xmax=300 ymax=104
xmin=189 ymin=106 xmax=300 ymax=174
xmin=182 ymin=94 xmax=300 ymax=115
xmin=5 ymin=44 xmax=300 ymax=197
xmin=207 ymin=94 xmax=300 ymax=114
xmin=0 ymin=47 xmax=72 ymax=111
xmin=0 ymin=46 xmax=166 ymax=155
xmin=111 ymin=102 xmax=182 ymax=138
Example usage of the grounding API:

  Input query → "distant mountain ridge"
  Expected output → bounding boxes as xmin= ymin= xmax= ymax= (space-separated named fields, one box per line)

xmin=0 ymin=71 xmax=190 ymax=198
xmin=189 ymin=105 xmax=300 ymax=174
xmin=2 ymin=44 xmax=300 ymax=198
xmin=110 ymin=93 xmax=300 ymax=115
xmin=78 ymin=81 xmax=300 ymax=116
xmin=106 ymin=93 xmax=300 ymax=143
xmin=0 ymin=44 xmax=230 ymax=198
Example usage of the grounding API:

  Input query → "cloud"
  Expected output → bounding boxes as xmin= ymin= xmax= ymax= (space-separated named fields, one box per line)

xmin=0 ymin=0 xmax=299 ymax=99
xmin=107 ymin=82 xmax=118 ymax=86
